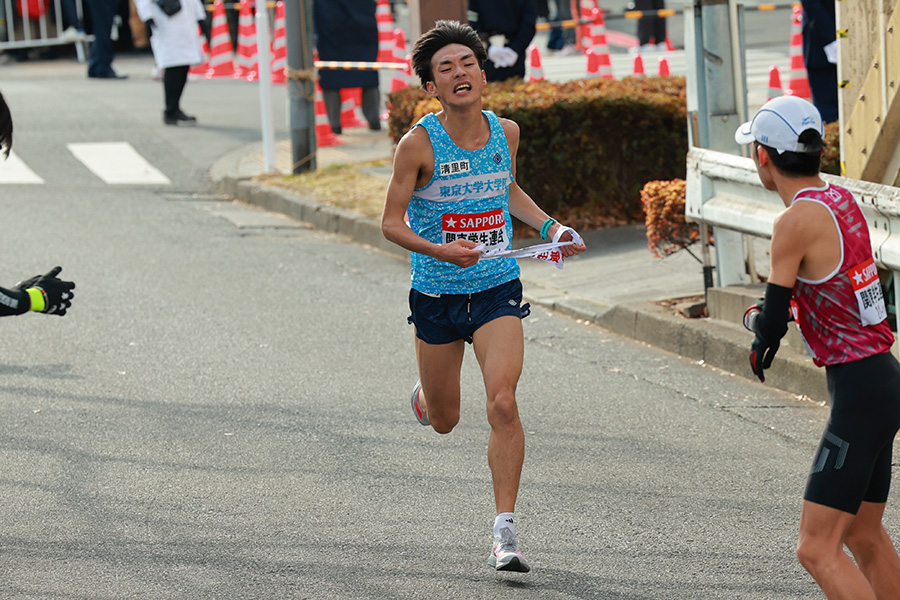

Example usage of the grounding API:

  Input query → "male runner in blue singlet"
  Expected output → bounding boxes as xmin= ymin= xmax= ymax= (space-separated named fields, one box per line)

xmin=381 ymin=20 xmax=585 ymax=573
xmin=0 ymin=91 xmax=76 ymax=317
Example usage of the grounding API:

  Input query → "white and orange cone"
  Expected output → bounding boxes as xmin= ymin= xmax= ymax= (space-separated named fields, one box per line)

xmin=233 ymin=0 xmax=259 ymax=82
xmin=205 ymin=0 xmax=234 ymax=78
xmin=315 ymin=82 xmax=343 ymax=147
xmin=586 ymin=7 xmax=613 ymax=80
xmin=784 ymin=5 xmax=811 ymax=100
xmin=632 ymin=53 xmax=645 ymax=76
xmin=270 ymin=0 xmax=286 ymax=84
xmin=375 ymin=0 xmax=395 ymax=62
xmin=527 ymin=44 xmax=545 ymax=81
xmin=658 ymin=56 xmax=670 ymax=76
xmin=340 ymin=87 xmax=368 ymax=130
xmin=767 ymin=65 xmax=783 ymax=101
xmin=389 ymin=27 xmax=411 ymax=92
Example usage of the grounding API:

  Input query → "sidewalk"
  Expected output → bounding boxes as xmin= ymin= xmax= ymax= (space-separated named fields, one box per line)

xmin=210 ymin=129 xmax=829 ymax=404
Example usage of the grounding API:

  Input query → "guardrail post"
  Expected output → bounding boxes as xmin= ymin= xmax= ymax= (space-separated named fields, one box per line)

xmin=713 ymin=227 xmax=747 ymax=286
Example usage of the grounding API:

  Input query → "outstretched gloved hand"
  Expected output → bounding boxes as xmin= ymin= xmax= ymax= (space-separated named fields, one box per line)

xmin=14 ymin=266 xmax=76 ymax=316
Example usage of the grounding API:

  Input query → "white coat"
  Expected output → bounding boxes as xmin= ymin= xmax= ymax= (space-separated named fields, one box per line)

xmin=134 ymin=0 xmax=206 ymax=69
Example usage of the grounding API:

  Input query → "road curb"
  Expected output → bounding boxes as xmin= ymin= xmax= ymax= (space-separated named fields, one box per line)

xmin=217 ymin=175 xmax=828 ymax=403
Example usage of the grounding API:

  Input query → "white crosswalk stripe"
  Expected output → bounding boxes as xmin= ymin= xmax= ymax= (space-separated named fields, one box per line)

xmin=0 ymin=151 xmax=45 ymax=184
xmin=0 ymin=142 xmax=171 ymax=186
xmin=67 ymin=142 xmax=171 ymax=185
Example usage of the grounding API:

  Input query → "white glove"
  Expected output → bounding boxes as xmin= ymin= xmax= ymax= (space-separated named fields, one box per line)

xmin=498 ymin=47 xmax=518 ymax=68
xmin=824 ymin=40 xmax=837 ymax=64
xmin=488 ymin=45 xmax=518 ymax=68
xmin=487 ymin=45 xmax=506 ymax=67
xmin=552 ymin=225 xmax=584 ymax=246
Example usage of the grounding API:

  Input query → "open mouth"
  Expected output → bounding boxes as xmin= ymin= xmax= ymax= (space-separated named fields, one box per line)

xmin=453 ymin=82 xmax=472 ymax=93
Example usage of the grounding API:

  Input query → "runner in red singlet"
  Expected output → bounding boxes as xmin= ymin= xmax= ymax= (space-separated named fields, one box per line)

xmin=735 ymin=96 xmax=900 ymax=599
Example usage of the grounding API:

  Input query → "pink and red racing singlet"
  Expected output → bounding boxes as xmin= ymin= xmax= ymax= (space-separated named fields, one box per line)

xmin=790 ymin=184 xmax=894 ymax=366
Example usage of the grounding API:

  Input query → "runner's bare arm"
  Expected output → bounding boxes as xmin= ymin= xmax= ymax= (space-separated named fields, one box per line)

xmin=381 ymin=129 xmax=482 ymax=268
xmin=500 ymin=119 xmax=586 ymax=256
xmin=768 ymin=206 xmax=813 ymax=288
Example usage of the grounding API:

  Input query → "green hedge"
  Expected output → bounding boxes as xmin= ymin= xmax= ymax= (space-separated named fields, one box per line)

xmin=386 ymin=80 xmax=842 ymax=232
xmin=387 ymin=76 xmax=688 ymax=231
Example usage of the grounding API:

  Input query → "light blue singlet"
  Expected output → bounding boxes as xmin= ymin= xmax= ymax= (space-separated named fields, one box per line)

xmin=407 ymin=110 xmax=520 ymax=295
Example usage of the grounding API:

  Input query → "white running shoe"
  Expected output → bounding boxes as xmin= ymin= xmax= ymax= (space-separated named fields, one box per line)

xmin=410 ymin=380 xmax=429 ymax=426
xmin=488 ymin=527 xmax=531 ymax=572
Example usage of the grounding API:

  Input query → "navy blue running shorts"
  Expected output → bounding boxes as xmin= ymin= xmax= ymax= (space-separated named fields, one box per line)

xmin=407 ymin=278 xmax=531 ymax=345
xmin=804 ymin=352 xmax=900 ymax=514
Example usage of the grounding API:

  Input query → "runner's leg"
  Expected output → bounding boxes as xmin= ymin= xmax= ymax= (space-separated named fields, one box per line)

xmin=415 ymin=336 xmax=464 ymax=434
xmin=844 ymin=501 xmax=900 ymax=598
xmin=797 ymin=501 xmax=877 ymax=599
xmin=472 ymin=315 xmax=524 ymax=514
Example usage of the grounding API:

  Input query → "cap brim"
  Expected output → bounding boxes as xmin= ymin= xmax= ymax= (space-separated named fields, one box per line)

xmin=734 ymin=122 xmax=754 ymax=145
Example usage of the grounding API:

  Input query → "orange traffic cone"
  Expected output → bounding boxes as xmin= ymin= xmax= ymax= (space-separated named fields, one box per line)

xmin=665 ymin=36 xmax=674 ymax=51
xmin=527 ymin=44 xmax=545 ymax=81
xmin=578 ymin=0 xmax=595 ymax=50
xmin=315 ymin=82 xmax=343 ymax=147
xmin=340 ymin=88 xmax=368 ymax=130
xmin=270 ymin=0 xmax=286 ymax=84
xmin=586 ymin=7 xmax=613 ymax=80
xmin=767 ymin=65 xmax=783 ymax=101
xmin=233 ymin=0 xmax=259 ymax=82
xmin=389 ymin=27 xmax=411 ymax=92
xmin=189 ymin=24 xmax=210 ymax=78
xmin=658 ymin=56 xmax=670 ymax=76
xmin=632 ymin=53 xmax=645 ymax=76
xmin=784 ymin=5 xmax=811 ymax=100
xmin=205 ymin=0 xmax=234 ymax=78
xmin=375 ymin=0 xmax=395 ymax=62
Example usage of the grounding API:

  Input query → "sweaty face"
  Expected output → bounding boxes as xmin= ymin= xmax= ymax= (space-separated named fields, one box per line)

xmin=427 ymin=44 xmax=485 ymax=101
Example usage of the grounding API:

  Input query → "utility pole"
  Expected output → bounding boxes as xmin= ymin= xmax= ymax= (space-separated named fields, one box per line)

xmin=285 ymin=0 xmax=316 ymax=173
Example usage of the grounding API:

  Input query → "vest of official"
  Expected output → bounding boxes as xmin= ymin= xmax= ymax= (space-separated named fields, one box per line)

xmin=407 ymin=110 xmax=520 ymax=295
xmin=791 ymin=183 xmax=894 ymax=366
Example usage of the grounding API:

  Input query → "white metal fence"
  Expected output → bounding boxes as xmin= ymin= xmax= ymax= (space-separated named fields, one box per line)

xmin=1 ymin=0 xmax=93 ymax=60
xmin=686 ymin=146 xmax=900 ymax=327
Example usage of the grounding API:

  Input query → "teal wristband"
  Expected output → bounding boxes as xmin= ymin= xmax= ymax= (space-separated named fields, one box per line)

xmin=540 ymin=218 xmax=557 ymax=240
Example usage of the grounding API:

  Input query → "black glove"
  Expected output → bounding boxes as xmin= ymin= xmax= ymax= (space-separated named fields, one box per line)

xmin=749 ymin=333 xmax=779 ymax=382
xmin=145 ymin=18 xmax=155 ymax=38
xmin=18 ymin=266 xmax=75 ymax=316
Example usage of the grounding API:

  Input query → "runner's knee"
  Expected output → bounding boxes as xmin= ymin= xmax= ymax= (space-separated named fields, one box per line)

xmin=844 ymin=524 xmax=889 ymax=562
xmin=796 ymin=535 xmax=839 ymax=575
xmin=429 ymin=410 xmax=460 ymax=434
xmin=486 ymin=390 xmax=518 ymax=426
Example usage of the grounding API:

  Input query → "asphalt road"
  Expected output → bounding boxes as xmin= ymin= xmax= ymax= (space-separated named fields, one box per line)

xmin=0 ymin=29 xmax=891 ymax=600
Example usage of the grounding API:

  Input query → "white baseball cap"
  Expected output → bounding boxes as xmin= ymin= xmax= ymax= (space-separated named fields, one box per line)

xmin=734 ymin=96 xmax=824 ymax=154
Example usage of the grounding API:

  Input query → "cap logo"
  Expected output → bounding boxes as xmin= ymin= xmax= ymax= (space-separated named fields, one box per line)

xmin=801 ymin=116 xmax=815 ymax=125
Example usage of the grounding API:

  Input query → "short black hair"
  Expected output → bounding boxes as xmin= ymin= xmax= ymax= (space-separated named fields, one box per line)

xmin=0 ymin=90 xmax=12 ymax=159
xmin=758 ymin=129 xmax=823 ymax=177
xmin=411 ymin=20 xmax=486 ymax=86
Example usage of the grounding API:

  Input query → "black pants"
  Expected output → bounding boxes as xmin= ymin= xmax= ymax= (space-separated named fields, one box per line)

xmin=808 ymin=65 xmax=839 ymax=123
xmin=322 ymin=87 xmax=381 ymax=133
xmin=635 ymin=0 xmax=666 ymax=46
xmin=164 ymin=65 xmax=189 ymax=116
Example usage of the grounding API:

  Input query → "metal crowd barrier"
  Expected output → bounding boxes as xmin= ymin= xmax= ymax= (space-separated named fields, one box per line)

xmin=0 ymin=0 xmax=93 ymax=60
xmin=686 ymin=147 xmax=900 ymax=318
